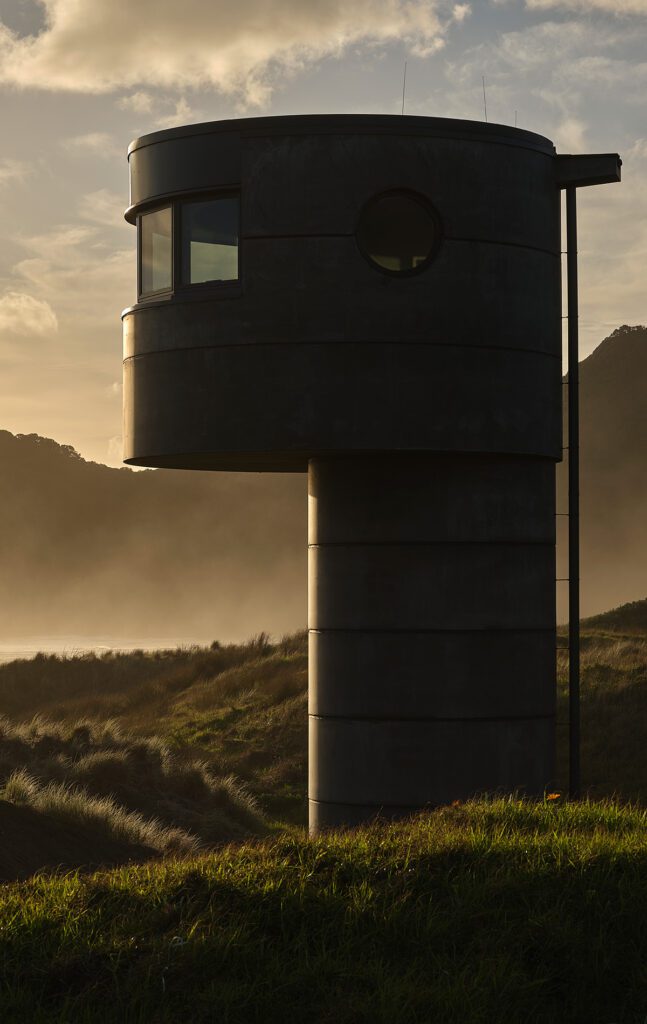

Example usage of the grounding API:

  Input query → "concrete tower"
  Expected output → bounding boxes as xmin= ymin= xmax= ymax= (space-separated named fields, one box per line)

xmin=122 ymin=115 xmax=620 ymax=829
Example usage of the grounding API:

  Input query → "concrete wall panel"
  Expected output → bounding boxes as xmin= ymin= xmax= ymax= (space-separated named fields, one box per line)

xmin=123 ymin=344 xmax=561 ymax=468
xmin=308 ymin=456 xmax=556 ymax=544
xmin=309 ymin=543 xmax=556 ymax=631
xmin=123 ymin=239 xmax=560 ymax=358
xmin=241 ymin=133 xmax=559 ymax=252
xmin=129 ymin=131 xmax=242 ymax=212
xmin=128 ymin=114 xmax=557 ymax=252
xmin=309 ymin=630 xmax=556 ymax=719
xmin=309 ymin=716 xmax=555 ymax=805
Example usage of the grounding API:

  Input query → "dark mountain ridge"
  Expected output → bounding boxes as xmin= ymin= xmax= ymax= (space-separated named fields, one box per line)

xmin=0 ymin=432 xmax=306 ymax=639
xmin=556 ymin=324 xmax=647 ymax=616
xmin=582 ymin=598 xmax=647 ymax=635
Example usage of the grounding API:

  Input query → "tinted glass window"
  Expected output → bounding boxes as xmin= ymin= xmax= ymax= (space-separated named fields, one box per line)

xmin=356 ymin=192 xmax=438 ymax=273
xmin=140 ymin=206 xmax=172 ymax=295
xmin=182 ymin=197 xmax=239 ymax=284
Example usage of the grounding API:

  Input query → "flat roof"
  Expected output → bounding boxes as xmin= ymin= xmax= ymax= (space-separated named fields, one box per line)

xmin=128 ymin=113 xmax=555 ymax=159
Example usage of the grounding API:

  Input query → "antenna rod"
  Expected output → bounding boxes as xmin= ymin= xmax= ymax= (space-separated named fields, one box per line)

xmin=482 ymin=76 xmax=488 ymax=122
xmin=402 ymin=61 xmax=408 ymax=115
xmin=566 ymin=185 xmax=581 ymax=800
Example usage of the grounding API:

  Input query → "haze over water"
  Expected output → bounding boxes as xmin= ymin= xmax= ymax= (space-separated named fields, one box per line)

xmin=0 ymin=635 xmax=217 ymax=665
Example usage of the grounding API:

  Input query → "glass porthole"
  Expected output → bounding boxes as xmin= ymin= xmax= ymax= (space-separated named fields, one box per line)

xmin=356 ymin=191 xmax=440 ymax=275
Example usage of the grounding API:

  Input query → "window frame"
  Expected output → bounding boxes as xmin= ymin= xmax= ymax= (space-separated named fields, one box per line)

xmin=178 ymin=191 xmax=241 ymax=291
xmin=136 ymin=189 xmax=242 ymax=304
xmin=137 ymin=204 xmax=174 ymax=301
xmin=355 ymin=188 xmax=443 ymax=278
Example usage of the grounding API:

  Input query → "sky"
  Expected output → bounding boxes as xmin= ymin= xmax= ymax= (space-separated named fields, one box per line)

xmin=0 ymin=0 xmax=645 ymax=467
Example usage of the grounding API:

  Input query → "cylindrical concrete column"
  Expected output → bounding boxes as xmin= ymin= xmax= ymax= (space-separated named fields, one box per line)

xmin=308 ymin=455 xmax=556 ymax=830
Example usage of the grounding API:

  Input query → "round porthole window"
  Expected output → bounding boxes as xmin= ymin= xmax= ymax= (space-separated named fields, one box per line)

xmin=356 ymin=190 xmax=441 ymax=275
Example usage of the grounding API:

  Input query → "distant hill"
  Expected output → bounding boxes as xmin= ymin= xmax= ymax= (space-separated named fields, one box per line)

xmin=581 ymin=598 xmax=647 ymax=635
xmin=0 ymin=431 xmax=305 ymax=639
xmin=556 ymin=324 xmax=647 ymax=618
xmin=0 ymin=324 xmax=645 ymax=637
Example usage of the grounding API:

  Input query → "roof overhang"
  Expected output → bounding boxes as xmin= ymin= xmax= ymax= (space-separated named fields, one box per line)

xmin=556 ymin=153 xmax=622 ymax=189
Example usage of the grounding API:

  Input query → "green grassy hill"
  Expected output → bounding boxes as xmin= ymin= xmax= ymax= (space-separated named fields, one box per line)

xmin=2 ymin=610 xmax=647 ymax=830
xmin=3 ymin=800 xmax=647 ymax=1023
xmin=0 ymin=610 xmax=645 ymax=1019
xmin=0 ymin=634 xmax=306 ymax=882
xmin=0 ymin=631 xmax=308 ymax=831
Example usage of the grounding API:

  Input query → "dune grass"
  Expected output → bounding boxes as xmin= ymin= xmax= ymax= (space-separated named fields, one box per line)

xmin=3 ymin=623 xmax=647 ymax=815
xmin=0 ymin=632 xmax=282 ymax=724
xmin=556 ymin=630 xmax=647 ymax=801
xmin=0 ymin=715 xmax=265 ymax=860
xmin=2 ymin=797 xmax=647 ymax=1023
xmin=2 ymin=768 xmax=197 ymax=856
xmin=0 ymin=632 xmax=308 ymax=822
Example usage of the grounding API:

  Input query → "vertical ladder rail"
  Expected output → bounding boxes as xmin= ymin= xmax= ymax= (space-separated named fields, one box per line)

xmin=557 ymin=152 xmax=620 ymax=800
xmin=566 ymin=186 xmax=580 ymax=800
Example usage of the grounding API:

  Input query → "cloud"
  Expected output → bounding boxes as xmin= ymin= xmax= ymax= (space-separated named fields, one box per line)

xmin=15 ymin=225 xmax=98 ymax=266
xmin=554 ymin=116 xmax=588 ymax=150
xmin=496 ymin=19 xmax=609 ymax=70
xmin=0 ymin=0 xmax=460 ymax=103
xmin=565 ymin=137 xmax=647 ymax=356
xmin=452 ymin=4 xmax=471 ymax=21
xmin=0 ymin=222 xmax=133 ymax=467
xmin=154 ymin=97 xmax=202 ymax=129
xmin=443 ymin=15 xmax=640 ymax=123
xmin=61 ymin=131 xmax=116 ymax=155
xmin=10 ymin=224 xmax=134 ymax=332
xmin=78 ymin=189 xmax=129 ymax=230
xmin=107 ymin=435 xmax=122 ymax=463
xmin=556 ymin=54 xmax=647 ymax=86
xmin=432 ymin=11 xmax=642 ymax=359
xmin=118 ymin=91 xmax=153 ymax=114
xmin=0 ymin=158 xmax=30 ymax=188
xmin=0 ymin=291 xmax=58 ymax=336
xmin=526 ymin=0 xmax=647 ymax=12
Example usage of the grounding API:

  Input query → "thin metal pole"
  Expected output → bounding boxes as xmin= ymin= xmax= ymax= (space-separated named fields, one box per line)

xmin=401 ymin=62 xmax=407 ymax=116
xmin=566 ymin=186 xmax=580 ymax=800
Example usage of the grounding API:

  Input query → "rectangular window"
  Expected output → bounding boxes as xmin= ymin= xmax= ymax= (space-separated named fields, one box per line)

xmin=140 ymin=206 xmax=172 ymax=296
xmin=182 ymin=197 xmax=239 ymax=285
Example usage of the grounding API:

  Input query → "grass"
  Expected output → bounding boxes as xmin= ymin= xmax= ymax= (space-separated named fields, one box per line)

xmin=3 ymin=620 xmax=647 ymax=814
xmin=556 ymin=630 xmax=647 ymax=801
xmin=2 ymin=798 xmax=647 ymax=1022
xmin=0 ymin=631 xmax=308 ymax=823
xmin=0 ymin=633 xmax=282 ymax=724
xmin=0 ymin=606 xmax=645 ymax=1019
xmin=0 ymin=634 xmax=305 ymax=879
xmin=3 ymin=769 xmax=197 ymax=855
xmin=0 ymin=715 xmax=264 ymax=854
